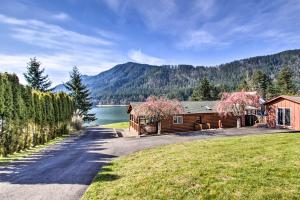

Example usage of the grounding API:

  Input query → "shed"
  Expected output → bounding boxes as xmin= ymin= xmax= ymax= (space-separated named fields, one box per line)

xmin=265 ymin=95 xmax=300 ymax=130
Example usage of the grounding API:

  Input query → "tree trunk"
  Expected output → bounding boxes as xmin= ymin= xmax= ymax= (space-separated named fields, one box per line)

xmin=157 ymin=121 xmax=161 ymax=135
xmin=236 ymin=117 xmax=241 ymax=128
xmin=0 ymin=115 xmax=3 ymax=136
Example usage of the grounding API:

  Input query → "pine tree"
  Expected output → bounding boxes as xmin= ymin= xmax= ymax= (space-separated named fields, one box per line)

xmin=237 ymin=79 xmax=251 ymax=91
xmin=252 ymin=70 xmax=270 ymax=99
xmin=210 ymin=86 xmax=221 ymax=100
xmin=24 ymin=58 xmax=52 ymax=92
xmin=65 ymin=67 xmax=95 ymax=122
xmin=266 ymin=81 xmax=280 ymax=99
xmin=219 ymin=84 xmax=230 ymax=93
xmin=191 ymin=77 xmax=212 ymax=101
xmin=276 ymin=67 xmax=296 ymax=95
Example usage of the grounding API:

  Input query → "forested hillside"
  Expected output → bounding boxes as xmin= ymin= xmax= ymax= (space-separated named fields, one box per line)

xmin=54 ymin=49 xmax=300 ymax=104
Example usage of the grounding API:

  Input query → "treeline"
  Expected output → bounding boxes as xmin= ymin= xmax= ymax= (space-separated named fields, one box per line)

xmin=237 ymin=67 xmax=297 ymax=99
xmin=0 ymin=73 xmax=74 ymax=156
xmin=191 ymin=67 xmax=298 ymax=101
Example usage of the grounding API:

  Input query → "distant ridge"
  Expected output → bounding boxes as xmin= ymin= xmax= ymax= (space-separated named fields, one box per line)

xmin=54 ymin=49 xmax=300 ymax=104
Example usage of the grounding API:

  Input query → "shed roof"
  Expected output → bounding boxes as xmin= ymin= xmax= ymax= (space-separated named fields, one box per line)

xmin=265 ymin=95 xmax=300 ymax=105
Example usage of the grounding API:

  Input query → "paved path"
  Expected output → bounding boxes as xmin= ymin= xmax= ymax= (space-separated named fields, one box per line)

xmin=0 ymin=127 xmax=289 ymax=200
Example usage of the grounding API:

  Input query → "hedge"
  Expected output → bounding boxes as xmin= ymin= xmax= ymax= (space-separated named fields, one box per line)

xmin=0 ymin=73 xmax=74 ymax=157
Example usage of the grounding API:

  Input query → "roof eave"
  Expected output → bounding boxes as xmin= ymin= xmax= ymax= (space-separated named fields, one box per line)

xmin=265 ymin=95 xmax=300 ymax=105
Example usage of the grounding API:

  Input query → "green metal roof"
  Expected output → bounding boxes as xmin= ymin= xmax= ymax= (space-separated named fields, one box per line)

xmin=181 ymin=101 xmax=219 ymax=114
xmin=130 ymin=101 xmax=219 ymax=114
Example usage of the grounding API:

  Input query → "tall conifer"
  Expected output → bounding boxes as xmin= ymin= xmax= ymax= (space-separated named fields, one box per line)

xmin=65 ymin=67 xmax=95 ymax=122
xmin=276 ymin=67 xmax=296 ymax=95
xmin=24 ymin=58 xmax=52 ymax=92
xmin=191 ymin=77 xmax=212 ymax=101
xmin=252 ymin=70 xmax=270 ymax=99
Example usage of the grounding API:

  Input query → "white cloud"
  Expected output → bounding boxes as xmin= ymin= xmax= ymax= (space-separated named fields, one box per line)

xmin=193 ymin=0 xmax=217 ymax=18
xmin=0 ymin=14 xmax=126 ymax=85
xmin=0 ymin=14 xmax=113 ymax=47
xmin=132 ymin=0 xmax=177 ymax=30
xmin=52 ymin=13 xmax=71 ymax=21
xmin=102 ymin=0 xmax=300 ymax=49
xmin=102 ymin=0 xmax=219 ymax=48
xmin=128 ymin=49 xmax=165 ymax=65
xmin=102 ymin=0 xmax=122 ymax=12
xmin=0 ymin=52 xmax=125 ymax=85
xmin=178 ymin=30 xmax=217 ymax=48
xmin=102 ymin=0 xmax=180 ymax=31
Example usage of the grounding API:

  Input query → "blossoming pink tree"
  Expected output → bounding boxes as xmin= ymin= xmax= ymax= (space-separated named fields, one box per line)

xmin=133 ymin=96 xmax=184 ymax=134
xmin=216 ymin=92 xmax=260 ymax=128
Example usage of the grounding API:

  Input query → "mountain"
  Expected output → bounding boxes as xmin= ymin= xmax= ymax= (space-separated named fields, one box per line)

xmin=54 ymin=49 xmax=300 ymax=104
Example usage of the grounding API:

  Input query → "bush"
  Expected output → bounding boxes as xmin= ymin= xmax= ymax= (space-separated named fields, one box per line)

xmin=71 ymin=115 xmax=83 ymax=131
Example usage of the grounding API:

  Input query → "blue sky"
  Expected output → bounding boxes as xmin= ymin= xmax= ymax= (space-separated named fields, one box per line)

xmin=0 ymin=0 xmax=300 ymax=85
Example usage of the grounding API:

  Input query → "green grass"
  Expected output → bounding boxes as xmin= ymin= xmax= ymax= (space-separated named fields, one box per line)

xmin=83 ymin=133 xmax=300 ymax=200
xmin=102 ymin=122 xmax=129 ymax=129
xmin=0 ymin=134 xmax=71 ymax=165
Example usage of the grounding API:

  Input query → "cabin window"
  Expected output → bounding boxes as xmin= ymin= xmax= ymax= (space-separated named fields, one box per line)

xmin=196 ymin=116 xmax=202 ymax=124
xmin=173 ymin=116 xmax=183 ymax=124
xmin=139 ymin=117 xmax=146 ymax=125
xmin=277 ymin=108 xmax=291 ymax=126
xmin=146 ymin=117 xmax=155 ymax=125
xmin=277 ymin=108 xmax=283 ymax=125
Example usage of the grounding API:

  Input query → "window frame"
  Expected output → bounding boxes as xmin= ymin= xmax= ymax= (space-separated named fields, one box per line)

xmin=173 ymin=116 xmax=183 ymax=124
xmin=276 ymin=107 xmax=292 ymax=127
xmin=284 ymin=108 xmax=291 ymax=126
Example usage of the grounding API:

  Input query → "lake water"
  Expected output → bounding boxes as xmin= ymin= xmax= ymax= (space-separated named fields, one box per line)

xmin=86 ymin=105 xmax=129 ymax=126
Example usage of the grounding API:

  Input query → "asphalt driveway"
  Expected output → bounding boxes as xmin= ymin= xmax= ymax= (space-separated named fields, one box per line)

xmin=0 ymin=127 xmax=288 ymax=200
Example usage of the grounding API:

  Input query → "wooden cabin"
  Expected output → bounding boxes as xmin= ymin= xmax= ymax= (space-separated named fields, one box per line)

xmin=265 ymin=95 xmax=300 ymax=130
xmin=129 ymin=101 xmax=245 ymax=135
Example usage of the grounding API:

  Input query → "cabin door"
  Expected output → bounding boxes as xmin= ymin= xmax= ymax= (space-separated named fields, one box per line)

xmin=245 ymin=115 xmax=257 ymax=126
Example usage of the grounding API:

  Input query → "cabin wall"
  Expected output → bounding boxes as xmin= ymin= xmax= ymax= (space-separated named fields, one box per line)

xmin=266 ymin=99 xmax=300 ymax=130
xmin=161 ymin=113 xmax=238 ymax=133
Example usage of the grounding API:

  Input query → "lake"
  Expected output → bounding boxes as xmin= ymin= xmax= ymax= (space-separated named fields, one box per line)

xmin=86 ymin=105 xmax=129 ymax=126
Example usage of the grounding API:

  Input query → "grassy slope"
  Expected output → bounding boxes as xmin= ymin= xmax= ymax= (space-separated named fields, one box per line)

xmin=0 ymin=134 xmax=70 ymax=165
xmin=83 ymin=133 xmax=300 ymax=200
xmin=102 ymin=122 xmax=129 ymax=129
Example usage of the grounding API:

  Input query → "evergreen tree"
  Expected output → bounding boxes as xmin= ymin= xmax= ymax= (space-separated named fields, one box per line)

xmin=191 ymin=78 xmax=212 ymax=101
xmin=24 ymin=58 xmax=52 ymax=92
xmin=266 ymin=81 xmax=280 ymax=99
xmin=65 ymin=67 xmax=95 ymax=122
xmin=237 ymin=79 xmax=251 ymax=91
xmin=0 ymin=74 xmax=4 ymax=132
xmin=210 ymin=86 xmax=221 ymax=100
xmin=252 ymin=70 xmax=270 ymax=99
xmin=276 ymin=67 xmax=296 ymax=95
xmin=219 ymin=84 xmax=230 ymax=93
xmin=0 ymin=74 xmax=14 ymax=156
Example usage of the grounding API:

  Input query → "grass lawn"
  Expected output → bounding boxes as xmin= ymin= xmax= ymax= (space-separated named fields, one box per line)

xmin=102 ymin=122 xmax=129 ymax=129
xmin=83 ymin=133 xmax=300 ymax=200
xmin=0 ymin=134 xmax=71 ymax=165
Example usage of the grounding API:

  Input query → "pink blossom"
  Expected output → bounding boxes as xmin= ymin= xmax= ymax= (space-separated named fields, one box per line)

xmin=217 ymin=91 xmax=260 ymax=117
xmin=133 ymin=96 xmax=184 ymax=121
